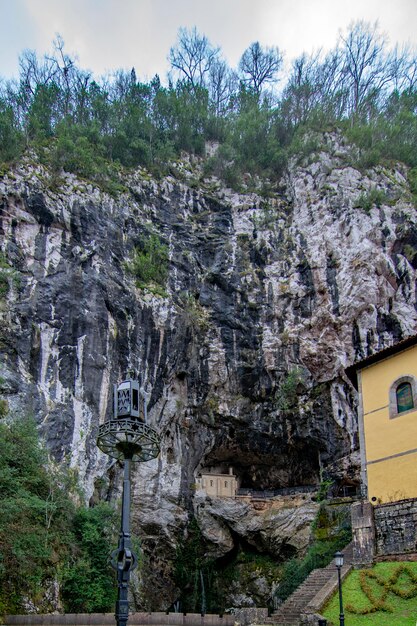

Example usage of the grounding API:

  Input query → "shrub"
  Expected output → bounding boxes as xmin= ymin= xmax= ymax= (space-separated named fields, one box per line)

xmin=0 ymin=412 xmax=118 ymax=613
xmin=354 ymin=188 xmax=387 ymax=212
xmin=0 ymin=415 xmax=75 ymax=611
xmin=408 ymin=167 xmax=417 ymax=204
xmin=274 ymin=505 xmax=351 ymax=604
xmin=60 ymin=503 xmax=117 ymax=613
xmin=124 ymin=233 xmax=169 ymax=293
xmin=277 ymin=367 xmax=303 ymax=411
xmin=0 ymin=102 xmax=23 ymax=164
xmin=0 ymin=252 xmax=20 ymax=299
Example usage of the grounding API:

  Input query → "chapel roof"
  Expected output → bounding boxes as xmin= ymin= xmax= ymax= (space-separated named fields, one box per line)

xmin=345 ymin=334 xmax=417 ymax=389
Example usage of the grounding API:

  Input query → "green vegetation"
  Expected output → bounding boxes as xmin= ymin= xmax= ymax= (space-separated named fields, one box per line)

xmin=0 ymin=252 xmax=11 ymax=299
xmin=175 ymin=504 xmax=351 ymax=614
xmin=274 ymin=503 xmax=351 ymax=604
xmin=0 ymin=273 xmax=9 ymax=298
xmin=0 ymin=252 xmax=17 ymax=299
xmin=61 ymin=504 xmax=117 ymax=612
xmin=0 ymin=413 xmax=117 ymax=614
xmin=276 ymin=367 xmax=303 ymax=411
xmin=174 ymin=518 xmax=215 ymax=612
xmin=219 ymin=548 xmax=282 ymax=611
xmin=0 ymin=102 xmax=23 ymax=165
xmin=124 ymin=233 xmax=169 ymax=294
xmin=316 ymin=478 xmax=335 ymax=503
xmin=174 ymin=519 xmax=283 ymax=613
xmin=0 ymin=23 xmax=416 ymax=190
xmin=323 ymin=562 xmax=417 ymax=625
xmin=177 ymin=292 xmax=210 ymax=334
xmin=354 ymin=188 xmax=388 ymax=213
xmin=408 ymin=167 xmax=417 ymax=204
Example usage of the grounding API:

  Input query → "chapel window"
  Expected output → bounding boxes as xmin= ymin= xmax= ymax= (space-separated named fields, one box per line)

xmin=389 ymin=376 xmax=417 ymax=418
xmin=396 ymin=382 xmax=414 ymax=413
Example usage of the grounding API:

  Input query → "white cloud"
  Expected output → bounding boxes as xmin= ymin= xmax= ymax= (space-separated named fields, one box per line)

xmin=259 ymin=0 xmax=417 ymax=62
xmin=0 ymin=0 xmax=416 ymax=81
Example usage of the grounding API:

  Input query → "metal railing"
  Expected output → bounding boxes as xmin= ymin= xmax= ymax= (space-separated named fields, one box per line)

xmin=236 ymin=485 xmax=359 ymax=500
xmin=236 ymin=485 xmax=317 ymax=499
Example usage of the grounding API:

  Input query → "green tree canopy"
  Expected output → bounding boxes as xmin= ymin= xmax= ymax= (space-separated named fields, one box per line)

xmin=0 ymin=414 xmax=116 ymax=613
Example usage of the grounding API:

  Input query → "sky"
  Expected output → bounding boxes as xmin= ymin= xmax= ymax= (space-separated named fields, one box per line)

xmin=0 ymin=0 xmax=416 ymax=83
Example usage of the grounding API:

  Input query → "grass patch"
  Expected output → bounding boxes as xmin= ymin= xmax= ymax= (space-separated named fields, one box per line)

xmin=353 ymin=188 xmax=388 ymax=213
xmin=322 ymin=562 xmax=417 ymax=625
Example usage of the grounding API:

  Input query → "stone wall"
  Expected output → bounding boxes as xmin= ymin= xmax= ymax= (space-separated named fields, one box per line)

xmin=230 ymin=608 xmax=268 ymax=626
xmin=351 ymin=498 xmax=417 ymax=563
xmin=351 ymin=501 xmax=375 ymax=565
xmin=374 ymin=498 xmax=417 ymax=556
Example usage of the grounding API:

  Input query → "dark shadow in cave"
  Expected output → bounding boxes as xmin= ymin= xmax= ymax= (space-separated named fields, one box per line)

xmin=202 ymin=438 xmax=322 ymax=491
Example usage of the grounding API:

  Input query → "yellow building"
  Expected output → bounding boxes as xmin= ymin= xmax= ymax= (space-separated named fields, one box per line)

xmin=346 ymin=335 xmax=417 ymax=505
xmin=196 ymin=467 xmax=238 ymax=497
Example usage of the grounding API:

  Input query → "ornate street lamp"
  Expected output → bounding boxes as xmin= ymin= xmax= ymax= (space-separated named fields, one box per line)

xmin=97 ymin=380 xmax=161 ymax=626
xmin=334 ymin=551 xmax=345 ymax=626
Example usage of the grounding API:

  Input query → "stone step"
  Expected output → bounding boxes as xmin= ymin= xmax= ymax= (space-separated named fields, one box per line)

xmin=269 ymin=541 xmax=354 ymax=626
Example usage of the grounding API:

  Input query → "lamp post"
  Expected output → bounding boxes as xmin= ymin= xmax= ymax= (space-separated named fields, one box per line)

xmin=334 ymin=551 xmax=345 ymax=626
xmin=97 ymin=380 xmax=160 ymax=626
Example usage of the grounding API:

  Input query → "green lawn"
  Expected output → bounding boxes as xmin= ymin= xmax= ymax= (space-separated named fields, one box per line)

xmin=322 ymin=562 xmax=417 ymax=625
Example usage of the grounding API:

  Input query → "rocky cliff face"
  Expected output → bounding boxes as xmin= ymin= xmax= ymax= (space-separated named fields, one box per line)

xmin=1 ymin=134 xmax=416 ymax=609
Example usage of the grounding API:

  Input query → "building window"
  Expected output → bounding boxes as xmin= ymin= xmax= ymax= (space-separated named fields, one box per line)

xmin=396 ymin=382 xmax=414 ymax=413
xmin=389 ymin=376 xmax=417 ymax=418
xmin=224 ymin=481 xmax=228 ymax=488
xmin=210 ymin=480 xmax=213 ymax=487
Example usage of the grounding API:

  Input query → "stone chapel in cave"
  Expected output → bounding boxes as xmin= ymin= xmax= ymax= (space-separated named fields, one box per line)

xmin=196 ymin=466 xmax=239 ymax=497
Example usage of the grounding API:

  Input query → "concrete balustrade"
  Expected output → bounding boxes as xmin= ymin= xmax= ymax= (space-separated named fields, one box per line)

xmin=4 ymin=614 xmax=235 ymax=626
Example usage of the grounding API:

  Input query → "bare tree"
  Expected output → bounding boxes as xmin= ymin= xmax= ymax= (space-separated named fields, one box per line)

xmin=390 ymin=44 xmax=417 ymax=94
xmin=18 ymin=49 xmax=58 ymax=96
xmin=282 ymin=24 xmax=416 ymax=127
xmin=49 ymin=34 xmax=76 ymax=116
xmin=281 ymin=48 xmax=348 ymax=125
xmin=339 ymin=21 xmax=394 ymax=116
xmin=111 ymin=69 xmax=134 ymax=101
xmin=282 ymin=52 xmax=321 ymax=125
xmin=16 ymin=36 xmax=87 ymax=124
xmin=14 ymin=49 xmax=60 ymax=139
xmin=169 ymin=26 xmax=220 ymax=90
xmin=239 ymin=41 xmax=283 ymax=95
xmin=404 ymin=54 xmax=417 ymax=92
xmin=208 ymin=59 xmax=238 ymax=116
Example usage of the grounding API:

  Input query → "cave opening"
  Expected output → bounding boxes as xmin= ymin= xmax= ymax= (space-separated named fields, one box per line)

xmin=201 ymin=439 xmax=322 ymax=493
xmin=199 ymin=424 xmax=323 ymax=491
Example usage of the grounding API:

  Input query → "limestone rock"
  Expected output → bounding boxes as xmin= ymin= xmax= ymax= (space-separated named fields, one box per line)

xmin=1 ymin=140 xmax=416 ymax=608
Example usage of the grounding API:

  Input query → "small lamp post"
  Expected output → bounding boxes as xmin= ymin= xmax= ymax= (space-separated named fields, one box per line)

xmin=334 ymin=551 xmax=345 ymax=626
xmin=97 ymin=380 xmax=160 ymax=626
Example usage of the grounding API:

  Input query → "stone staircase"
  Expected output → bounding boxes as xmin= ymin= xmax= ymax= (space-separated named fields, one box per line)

xmin=268 ymin=542 xmax=354 ymax=626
